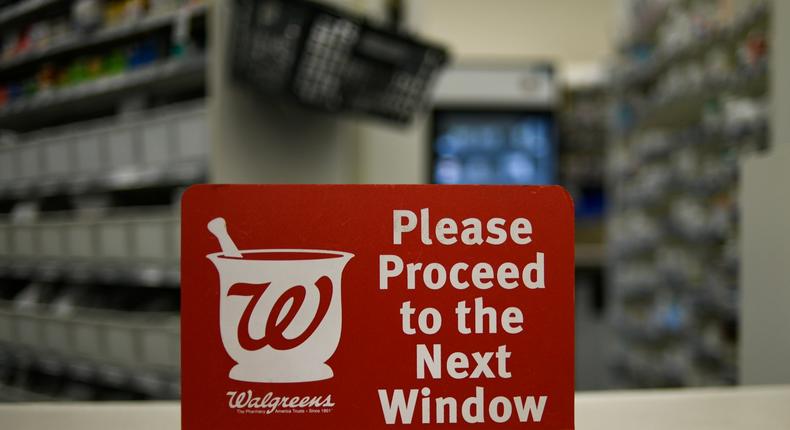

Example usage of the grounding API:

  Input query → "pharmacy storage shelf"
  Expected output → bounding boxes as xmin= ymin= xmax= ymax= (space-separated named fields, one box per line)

xmin=0 ymin=0 xmax=65 ymax=28
xmin=1 ymin=347 xmax=179 ymax=399
xmin=0 ymin=210 xmax=181 ymax=288
xmin=618 ymin=2 xmax=769 ymax=87
xmin=0 ymin=102 xmax=208 ymax=199
xmin=0 ymin=302 xmax=179 ymax=375
xmin=0 ymin=4 xmax=209 ymax=73
xmin=0 ymin=55 xmax=206 ymax=131
xmin=608 ymin=0 xmax=770 ymax=388
xmin=0 ymin=0 xmax=208 ymax=402
xmin=633 ymin=66 xmax=768 ymax=130
xmin=0 ymin=383 xmax=58 ymax=402
xmin=616 ymin=2 xmax=668 ymax=53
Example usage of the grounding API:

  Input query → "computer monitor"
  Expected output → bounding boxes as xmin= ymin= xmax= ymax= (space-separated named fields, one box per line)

xmin=430 ymin=109 xmax=556 ymax=185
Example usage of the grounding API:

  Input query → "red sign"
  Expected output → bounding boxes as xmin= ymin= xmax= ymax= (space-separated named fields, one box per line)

xmin=181 ymin=185 xmax=574 ymax=429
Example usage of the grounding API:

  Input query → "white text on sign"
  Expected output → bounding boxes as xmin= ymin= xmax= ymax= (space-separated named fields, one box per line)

xmin=377 ymin=209 xmax=549 ymax=425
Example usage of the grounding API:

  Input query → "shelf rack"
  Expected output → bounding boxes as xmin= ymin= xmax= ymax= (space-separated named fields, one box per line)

xmin=0 ymin=100 xmax=208 ymax=199
xmin=0 ymin=54 xmax=206 ymax=131
xmin=0 ymin=301 xmax=179 ymax=393
xmin=0 ymin=0 xmax=210 ymax=401
xmin=617 ymin=2 xmax=769 ymax=88
xmin=635 ymin=65 xmax=767 ymax=130
xmin=0 ymin=4 xmax=208 ymax=73
xmin=0 ymin=0 xmax=65 ymax=28
xmin=607 ymin=0 xmax=770 ymax=388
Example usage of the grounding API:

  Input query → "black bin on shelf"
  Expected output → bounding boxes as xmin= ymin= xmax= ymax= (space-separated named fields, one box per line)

xmin=230 ymin=0 xmax=449 ymax=124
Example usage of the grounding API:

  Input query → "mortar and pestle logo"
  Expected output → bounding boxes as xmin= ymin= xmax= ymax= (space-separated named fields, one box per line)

xmin=207 ymin=218 xmax=354 ymax=383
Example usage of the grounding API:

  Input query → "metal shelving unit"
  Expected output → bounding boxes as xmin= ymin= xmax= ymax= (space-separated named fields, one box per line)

xmin=0 ymin=55 xmax=206 ymax=131
xmin=608 ymin=0 xmax=770 ymax=388
xmin=560 ymin=82 xmax=608 ymax=268
xmin=0 ymin=4 xmax=208 ymax=72
xmin=617 ymin=2 xmax=769 ymax=87
xmin=0 ymin=0 xmax=210 ymax=401
xmin=0 ymin=0 xmax=66 ymax=28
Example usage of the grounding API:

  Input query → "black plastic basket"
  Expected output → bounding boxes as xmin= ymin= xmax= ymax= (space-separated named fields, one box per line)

xmin=231 ymin=0 xmax=449 ymax=124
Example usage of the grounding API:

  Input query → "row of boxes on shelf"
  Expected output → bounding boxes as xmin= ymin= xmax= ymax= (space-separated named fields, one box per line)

xmin=0 ymin=101 xmax=207 ymax=196
xmin=0 ymin=382 xmax=57 ymax=402
xmin=0 ymin=362 xmax=179 ymax=401
xmin=608 ymin=201 xmax=735 ymax=262
xmin=0 ymin=209 xmax=179 ymax=283
xmin=1 ymin=0 xmax=205 ymax=67
xmin=617 ymin=1 xmax=769 ymax=87
xmin=610 ymin=317 xmax=737 ymax=388
xmin=0 ymin=301 xmax=179 ymax=375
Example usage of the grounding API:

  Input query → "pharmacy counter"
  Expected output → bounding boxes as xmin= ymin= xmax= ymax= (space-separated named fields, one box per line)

xmin=1 ymin=385 xmax=788 ymax=429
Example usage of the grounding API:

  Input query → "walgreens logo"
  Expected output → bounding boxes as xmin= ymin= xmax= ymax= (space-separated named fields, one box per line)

xmin=227 ymin=390 xmax=335 ymax=414
xmin=207 ymin=217 xmax=354 ymax=383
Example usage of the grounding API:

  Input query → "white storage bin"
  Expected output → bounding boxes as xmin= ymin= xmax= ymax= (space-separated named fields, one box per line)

xmin=98 ymin=218 xmax=131 ymax=260
xmin=133 ymin=216 xmax=172 ymax=264
xmin=0 ymin=307 xmax=16 ymax=344
xmin=17 ymin=143 xmax=41 ymax=182
xmin=16 ymin=313 xmax=43 ymax=348
xmin=74 ymin=132 xmax=104 ymax=179
xmin=141 ymin=119 xmax=173 ymax=167
xmin=42 ymin=315 xmax=72 ymax=355
xmin=173 ymin=112 xmax=208 ymax=161
xmin=72 ymin=319 xmax=103 ymax=358
xmin=171 ymin=326 xmax=180 ymax=364
xmin=104 ymin=321 xmax=138 ymax=366
xmin=0 ymin=223 xmax=9 ymax=257
xmin=41 ymin=137 xmax=72 ymax=180
xmin=172 ymin=217 xmax=181 ymax=262
xmin=106 ymin=126 xmax=138 ymax=170
xmin=0 ymin=145 xmax=16 ymax=187
xmin=140 ymin=321 xmax=178 ymax=368
xmin=11 ymin=223 xmax=37 ymax=258
xmin=65 ymin=221 xmax=96 ymax=260
xmin=39 ymin=221 xmax=66 ymax=259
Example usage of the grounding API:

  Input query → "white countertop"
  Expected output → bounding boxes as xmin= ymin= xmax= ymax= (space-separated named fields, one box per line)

xmin=1 ymin=385 xmax=788 ymax=429
xmin=575 ymin=385 xmax=790 ymax=430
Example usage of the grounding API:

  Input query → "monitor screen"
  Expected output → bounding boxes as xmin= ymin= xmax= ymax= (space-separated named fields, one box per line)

xmin=430 ymin=110 xmax=556 ymax=185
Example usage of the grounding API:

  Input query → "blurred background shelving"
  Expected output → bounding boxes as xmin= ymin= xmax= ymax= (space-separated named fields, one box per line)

xmin=607 ymin=0 xmax=770 ymax=388
xmin=0 ymin=0 xmax=208 ymax=401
